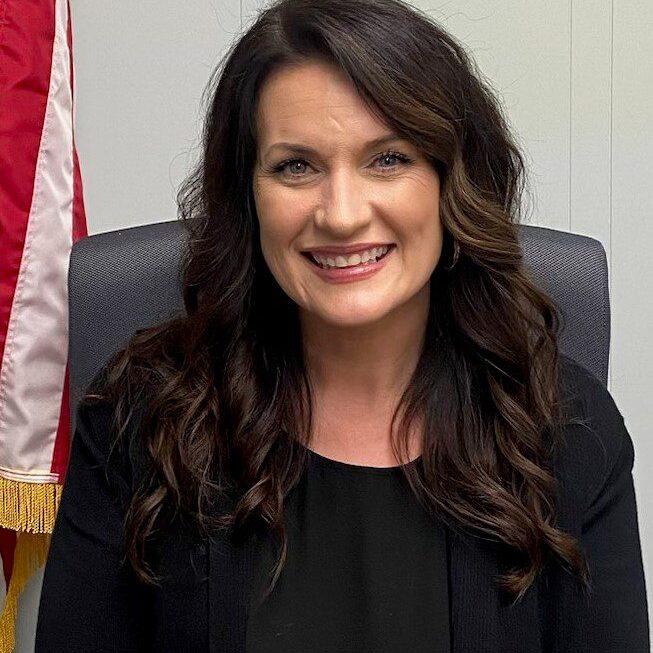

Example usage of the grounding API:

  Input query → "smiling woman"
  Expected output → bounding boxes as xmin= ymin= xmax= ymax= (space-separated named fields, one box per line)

xmin=34 ymin=0 xmax=649 ymax=652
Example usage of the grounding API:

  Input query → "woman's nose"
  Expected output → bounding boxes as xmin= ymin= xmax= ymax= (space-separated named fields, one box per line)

xmin=313 ymin=169 xmax=372 ymax=234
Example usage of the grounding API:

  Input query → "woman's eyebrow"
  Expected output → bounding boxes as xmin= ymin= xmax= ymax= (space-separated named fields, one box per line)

xmin=262 ymin=132 xmax=407 ymax=159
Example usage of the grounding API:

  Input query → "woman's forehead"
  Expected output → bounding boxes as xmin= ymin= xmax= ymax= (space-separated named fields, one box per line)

xmin=255 ymin=64 xmax=393 ymax=158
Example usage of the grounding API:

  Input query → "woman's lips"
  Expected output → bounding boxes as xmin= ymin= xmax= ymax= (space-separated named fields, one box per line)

xmin=301 ymin=244 xmax=396 ymax=284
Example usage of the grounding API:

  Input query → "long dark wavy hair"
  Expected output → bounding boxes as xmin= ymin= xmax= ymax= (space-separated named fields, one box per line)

xmin=84 ymin=0 xmax=591 ymax=605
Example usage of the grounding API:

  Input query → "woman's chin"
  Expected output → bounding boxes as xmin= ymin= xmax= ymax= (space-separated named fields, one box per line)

xmin=312 ymin=305 xmax=396 ymax=328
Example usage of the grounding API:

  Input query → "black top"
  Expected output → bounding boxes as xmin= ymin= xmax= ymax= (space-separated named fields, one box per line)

xmin=245 ymin=447 xmax=451 ymax=653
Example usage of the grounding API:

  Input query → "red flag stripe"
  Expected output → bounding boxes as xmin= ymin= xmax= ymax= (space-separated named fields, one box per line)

xmin=0 ymin=527 xmax=16 ymax=590
xmin=0 ymin=0 xmax=57 ymax=372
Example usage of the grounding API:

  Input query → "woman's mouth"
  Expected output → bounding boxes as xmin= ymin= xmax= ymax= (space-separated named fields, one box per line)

xmin=300 ymin=244 xmax=396 ymax=284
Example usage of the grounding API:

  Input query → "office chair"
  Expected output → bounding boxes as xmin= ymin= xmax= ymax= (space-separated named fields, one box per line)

xmin=67 ymin=220 xmax=611 ymax=429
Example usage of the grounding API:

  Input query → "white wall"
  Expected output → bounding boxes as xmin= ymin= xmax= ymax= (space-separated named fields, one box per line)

xmin=15 ymin=0 xmax=653 ymax=649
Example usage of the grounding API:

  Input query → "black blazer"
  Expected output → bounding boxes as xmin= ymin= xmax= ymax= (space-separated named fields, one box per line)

xmin=34 ymin=354 xmax=649 ymax=652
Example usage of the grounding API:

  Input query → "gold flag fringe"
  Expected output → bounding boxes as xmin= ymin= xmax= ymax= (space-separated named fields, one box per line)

xmin=0 ymin=478 xmax=62 ymax=652
xmin=0 ymin=531 xmax=52 ymax=653
xmin=0 ymin=477 xmax=62 ymax=533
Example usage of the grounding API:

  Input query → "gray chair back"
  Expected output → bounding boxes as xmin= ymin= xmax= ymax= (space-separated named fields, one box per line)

xmin=68 ymin=221 xmax=610 ymax=426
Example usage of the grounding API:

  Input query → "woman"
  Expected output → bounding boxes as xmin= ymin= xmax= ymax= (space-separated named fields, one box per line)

xmin=35 ymin=0 xmax=649 ymax=651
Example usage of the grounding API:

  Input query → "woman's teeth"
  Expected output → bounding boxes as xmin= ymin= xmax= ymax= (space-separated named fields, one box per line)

xmin=311 ymin=245 xmax=390 ymax=269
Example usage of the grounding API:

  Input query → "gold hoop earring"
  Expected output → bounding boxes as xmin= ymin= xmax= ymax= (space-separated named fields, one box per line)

xmin=443 ymin=239 xmax=460 ymax=271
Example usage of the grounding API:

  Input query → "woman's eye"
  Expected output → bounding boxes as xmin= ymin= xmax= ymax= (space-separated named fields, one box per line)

xmin=278 ymin=160 xmax=309 ymax=175
xmin=377 ymin=151 xmax=411 ymax=169
xmin=273 ymin=150 xmax=412 ymax=178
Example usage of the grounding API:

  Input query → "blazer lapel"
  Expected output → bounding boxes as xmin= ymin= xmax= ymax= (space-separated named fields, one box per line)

xmin=208 ymin=526 xmax=258 ymax=653
xmin=447 ymin=521 xmax=542 ymax=652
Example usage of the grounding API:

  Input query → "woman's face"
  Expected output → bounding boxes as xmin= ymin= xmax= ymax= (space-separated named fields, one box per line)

xmin=252 ymin=60 xmax=443 ymax=328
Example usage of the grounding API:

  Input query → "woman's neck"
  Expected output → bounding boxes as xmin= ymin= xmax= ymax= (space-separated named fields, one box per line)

xmin=299 ymin=284 xmax=430 ymax=404
xmin=297 ymin=283 xmax=430 ymax=465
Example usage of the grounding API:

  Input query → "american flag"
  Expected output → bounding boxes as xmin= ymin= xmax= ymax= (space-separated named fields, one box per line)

xmin=0 ymin=0 xmax=87 ymax=649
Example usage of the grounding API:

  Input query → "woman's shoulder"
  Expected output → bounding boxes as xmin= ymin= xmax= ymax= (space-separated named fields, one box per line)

xmin=74 ymin=364 xmax=151 ymax=491
xmin=557 ymin=352 xmax=628 ymax=455
xmin=553 ymin=353 xmax=634 ymax=516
